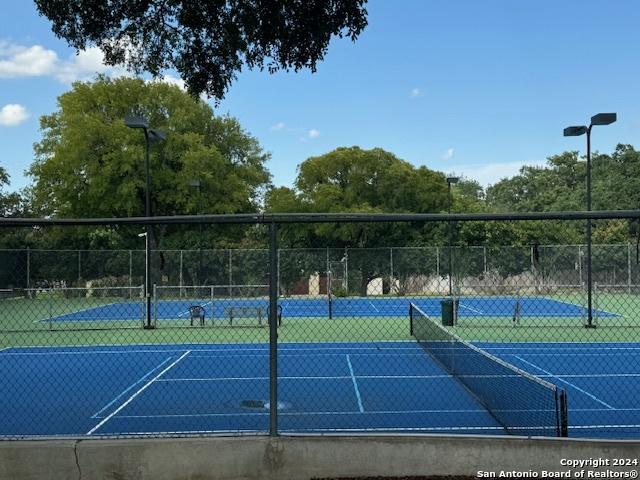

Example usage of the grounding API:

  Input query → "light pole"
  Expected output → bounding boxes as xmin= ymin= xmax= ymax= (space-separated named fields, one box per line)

xmin=190 ymin=179 xmax=203 ymax=285
xmin=564 ymin=112 xmax=617 ymax=328
xmin=446 ymin=176 xmax=460 ymax=297
xmin=126 ymin=115 xmax=166 ymax=329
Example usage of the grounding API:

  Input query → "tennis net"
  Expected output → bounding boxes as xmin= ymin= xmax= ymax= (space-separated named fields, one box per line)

xmin=409 ymin=303 xmax=568 ymax=437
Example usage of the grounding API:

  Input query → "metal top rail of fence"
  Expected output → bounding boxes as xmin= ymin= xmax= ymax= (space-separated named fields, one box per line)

xmin=2 ymin=209 xmax=640 ymax=226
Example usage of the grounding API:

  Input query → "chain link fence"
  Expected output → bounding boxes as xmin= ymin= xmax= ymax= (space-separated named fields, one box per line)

xmin=2 ymin=213 xmax=640 ymax=439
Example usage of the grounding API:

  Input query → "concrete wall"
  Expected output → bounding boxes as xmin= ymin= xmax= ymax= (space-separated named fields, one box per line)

xmin=1 ymin=435 xmax=640 ymax=480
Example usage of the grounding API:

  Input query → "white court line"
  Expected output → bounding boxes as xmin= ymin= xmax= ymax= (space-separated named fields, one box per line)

xmin=177 ymin=301 xmax=213 ymax=318
xmin=91 ymin=357 xmax=174 ymax=418
xmin=3 ymin=349 xmax=193 ymax=356
xmin=105 ymin=407 xmax=566 ymax=420
xmin=505 ymin=352 xmax=640 ymax=357
xmin=346 ymin=354 xmax=365 ymax=413
xmin=2 ymin=341 xmax=419 ymax=354
xmin=154 ymin=372 xmax=640 ymax=382
xmin=86 ymin=350 xmax=191 ymax=435
xmin=482 ymin=346 xmax=640 ymax=352
xmin=188 ymin=352 xmax=429 ymax=359
xmin=104 ymin=406 xmax=640 ymax=420
xmin=513 ymin=355 xmax=615 ymax=410
xmin=368 ymin=301 xmax=380 ymax=313
xmin=0 ymin=347 xmax=9 ymax=353
xmin=459 ymin=303 xmax=484 ymax=314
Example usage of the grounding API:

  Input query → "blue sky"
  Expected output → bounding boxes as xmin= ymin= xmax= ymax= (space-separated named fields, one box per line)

xmin=0 ymin=0 xmax=638 ymax=193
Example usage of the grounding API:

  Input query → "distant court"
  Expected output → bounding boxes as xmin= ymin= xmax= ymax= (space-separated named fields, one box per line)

xmin=41 ymin=295 xmax=617 ymax=323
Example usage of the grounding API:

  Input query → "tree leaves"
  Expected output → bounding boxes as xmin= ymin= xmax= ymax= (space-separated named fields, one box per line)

xmin=34 ymin=0 xmax=369 ymax=100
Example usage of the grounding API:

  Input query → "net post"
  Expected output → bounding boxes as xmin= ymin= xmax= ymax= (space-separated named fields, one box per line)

xmin=559 ymin=390 xmax=569 ymax=437
xmin=268 ymin=222 xmax=279 ymax=437
xmin=512 ymin=290 xmax=521 ymax=327
xmin=409 ymin=303 xmax=414 ymax=336
xmin=327 ymin=267 xmax=333 ymax=320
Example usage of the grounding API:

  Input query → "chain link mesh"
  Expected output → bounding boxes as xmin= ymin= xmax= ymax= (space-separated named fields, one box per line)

xmin=1 ymin=218 xmax=640 ymax=439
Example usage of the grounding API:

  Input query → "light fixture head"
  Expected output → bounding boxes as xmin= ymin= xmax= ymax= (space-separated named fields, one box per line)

xmin=591 ymin=112 xmax=617 ymax=126
xmin=563 ymin=126 xmax=588 ymax=137
xmin=125 ymin=115 xmax=149 ymax=129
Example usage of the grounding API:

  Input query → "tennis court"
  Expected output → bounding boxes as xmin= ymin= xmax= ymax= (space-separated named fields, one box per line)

xmin=40 ymin=294 xmax=617 ymax=323
xmin=0 ymin=339 xmax=637 ymax=439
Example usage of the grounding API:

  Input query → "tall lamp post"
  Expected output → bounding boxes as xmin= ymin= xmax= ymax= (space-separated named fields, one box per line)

xmin=446 ymin=176 xmax=460 ymax=297
xmin=125 ymin=115 xmax=166 ymax=330
xmin=563 ymin=112 xmax=616 ymax=328
xmin=190 ymin=179 xmax=203 ymax=285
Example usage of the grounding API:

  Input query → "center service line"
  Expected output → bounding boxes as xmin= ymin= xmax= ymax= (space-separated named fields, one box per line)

xmin=346 ymin=354 xmax=365 ymax=413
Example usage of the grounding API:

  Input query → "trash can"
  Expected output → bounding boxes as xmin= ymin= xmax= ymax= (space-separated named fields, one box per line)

xmin=441 ymin=299 xmax=458 ymax=326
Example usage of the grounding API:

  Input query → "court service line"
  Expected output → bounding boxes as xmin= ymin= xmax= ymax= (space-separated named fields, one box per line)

xmin=513 ymin=355 xmax=615 ymax=410
xmin=108 ymin=407 xmax=564 ymax=420
xmin=154 ymin=372 xmax=640 ymax=383
xmin=86 ymin=350 xmax=191 ymax=435
xmin=346 ymin=354 xmax=365 ymax=413
xmin=90 ymin=357 xmax=175 ymax=418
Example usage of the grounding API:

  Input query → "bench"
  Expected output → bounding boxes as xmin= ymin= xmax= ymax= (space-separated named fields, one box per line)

xmin=222 ymin=305 xmax=282 ymax=327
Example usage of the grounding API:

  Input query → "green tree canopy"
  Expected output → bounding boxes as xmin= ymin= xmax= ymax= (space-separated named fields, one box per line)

xmin=0 ymin=167 xmax=24 ymax=218
xmin=28 ymin=76 xmax=271 ymax=254
xmin=29 ymin=76 xmax=270 ymax=220
xmin=267 ymin=147 xmax=449 ymax=294
xmin=35 ymin=0 xmax=369 ymax=100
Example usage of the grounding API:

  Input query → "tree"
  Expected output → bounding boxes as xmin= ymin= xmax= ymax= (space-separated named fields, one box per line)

xmin=267 ymin=147 xmax=449 ymax=295
xmin=28 ymin=75 xmax=271 ymax=282
xmin=35 ymin=0 xmax=369 ymax=100
xmin=0 ymin=167 xmax=23 ymax=218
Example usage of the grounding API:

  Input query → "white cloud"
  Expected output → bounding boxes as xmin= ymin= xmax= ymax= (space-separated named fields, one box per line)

xmin=409 ymin=88 xmax=422 ymax=98
xmin=456 ymin=160 xmax=547 ymax=187
xmin=442 ymin=148 xmax=455 ymax=160
xmin=0 ymin=104 xmax=29 ymax=126
xmin=271 ymin=121 xmax=285 ymax=131
xmin=0 ymin=41 xmax=127 ymax=83
xmin=0 ymin=42 xmax=57 ymax=77
xmin=307 ymin=129 xmax=320 ymax=139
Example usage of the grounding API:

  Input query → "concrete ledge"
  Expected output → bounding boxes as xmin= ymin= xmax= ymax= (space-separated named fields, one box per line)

xmin=1 ymin=435 xmax=640 ymax=480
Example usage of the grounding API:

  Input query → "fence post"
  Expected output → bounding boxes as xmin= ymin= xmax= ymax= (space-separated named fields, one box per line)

xmin=436 ymin=246 xmax=440 ymax=278
xmin=390 ymin=247 xmax=394 ymax=294
xmin=228 ymin=250 xmax=233 ymax=287
xmin=268 ymin=222 xmax=279 ymax=436
xmin=179 ymin=250 xmax=183 ymax=297
xmin=26 ymin=247 xmax=30 ymax=289
xmin=628 ymin=242 xmax=632 ymax=293
xmin=483 ymin=246 xmax=487 ymax=274
xmin=128 ymin=250 xmax=133 ymax=298
xmin=344 ymin=247 xmax=349 ymax=295
xmin=578 ymin=245 xmax=583 ymax=287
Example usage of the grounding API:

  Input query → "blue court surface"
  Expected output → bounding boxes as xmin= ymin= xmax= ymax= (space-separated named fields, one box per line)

xmin=44 ymin=295 xmax=617 ymax=322
xmin=0 ymin=341 xmax=637 ymax=439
